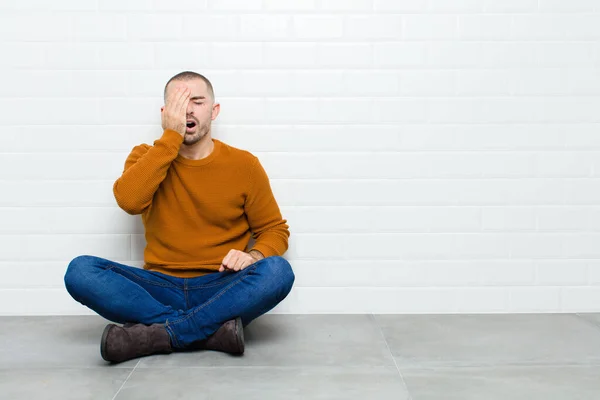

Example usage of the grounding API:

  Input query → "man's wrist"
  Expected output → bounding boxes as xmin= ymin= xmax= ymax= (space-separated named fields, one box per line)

xmin=248 ymin=249 xmax=264 ymax=261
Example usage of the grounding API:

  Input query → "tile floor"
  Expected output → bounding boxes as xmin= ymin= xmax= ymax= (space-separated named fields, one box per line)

xmin=2 ymin=313 xmax=600 ymax=399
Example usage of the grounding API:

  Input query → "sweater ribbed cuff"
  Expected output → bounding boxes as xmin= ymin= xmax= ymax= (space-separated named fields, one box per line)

xmin=251 ymin=243 xmax=279 ymax=259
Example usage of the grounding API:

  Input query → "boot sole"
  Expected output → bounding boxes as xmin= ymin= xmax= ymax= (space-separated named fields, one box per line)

xmin=235 ymin=317 xmax=245 ymax=354
xmin=100 ymin=324 xmax=116 ymax=362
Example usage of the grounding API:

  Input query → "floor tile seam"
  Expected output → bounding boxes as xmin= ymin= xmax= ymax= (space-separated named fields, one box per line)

xmin=111 ymin=359 xmax=140 ymax=400
xmin=369 ymin=313 xmax=414 ymax=400
xmin=575 ymin=313 xmax=600 ymax=330
xmin=13 ymin=362 xmax=595 ymax=371
xmin=395 ymin=360 xmax=600 ymax=370
xmin=134 ymin=365 xmax=400 ymax=370
xmin=0 ymin=365 xmax=139 ymax=370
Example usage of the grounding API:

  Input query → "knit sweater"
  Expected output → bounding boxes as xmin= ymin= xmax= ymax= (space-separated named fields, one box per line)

xmin=113 ymin=128 xmax=290 ymax=278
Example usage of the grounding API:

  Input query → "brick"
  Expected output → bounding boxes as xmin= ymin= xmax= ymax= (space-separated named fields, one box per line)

xmin=484 ymin=0 xmax=537 ymax=13
xmin=293 ymin=16 xmax=343 ymax=39
xmin=73 ymin=15 xmax=127 ymax=41
xmin=398 ymin=70 xmax=455 ymax=96
xmin=97 ymin=43 xmax=154 ymax=69
xmin=182 ymin=15 xmax=239 ymax=40
xmin=208 ymin=43 xmax=263 ymax=68
xmin=374 ymin=43 xmax=427 ymax=67
xmin=539 ymin=0 xmax=597 ymax=12
xmin=320 ymin=0 xmax=372 ymax=11
xmin=345 ymin=15 xmax=402 ymax=40
xmin=240 ymin=15 xmax=291 ymax=40
xmin=263 ymin=0 xmax=317 ymax=10
xmin=458 ymin=15 xmax=511 ymax=40
xmin=207 ymin=0 xmax=262 ymax=10
xmin=317 ymin=43 xmax=373 ymax=67
xmin=428 ymin=0 xmax=483 ymax=12
xmin=264 ymin=43 xmax=317 ymax=67
xmin=128 ymin=15 xmax=183 ymax=41
xmin=403 ymin=15 xmax=458 ymax=40
xmin=374 ymin=0 xmax=427 ymax=12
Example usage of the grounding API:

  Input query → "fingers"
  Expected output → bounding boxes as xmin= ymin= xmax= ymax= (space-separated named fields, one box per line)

xmin=179 ymin=88 xmax=190 ymax=109
xmin=230 ymin=253 xmax=242 ymax=271
xmin=220 ymin=250 xmax=256 ymax=272
xmin=221 ymin=249 xmax=237 ymax=272
xmin=174 ymin=90 xmax=190 ymax=124
xmin=180 ymin=90 xmax=191 ymax=115
xmin=173 ymin=87 xmax=189 ymax=112
xmin=238 ymin=259 xmax=250 ymax=271
xmin=221 ymin=249 xmax=234 ymax=268
xmin=237 ymin=257 xmax=251 ymax=272
xmin=166 ymin=86 xmax=182 ymax=108
xmin=235 ymin=256 xmax=254 ymax=271
xmin=165 ymin=87 xmax=188 ymax=111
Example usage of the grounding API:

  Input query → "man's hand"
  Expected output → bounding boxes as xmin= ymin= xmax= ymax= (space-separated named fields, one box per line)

xmin=161 ymin=86 xmax=190 ymax=137
xmin=219 ymin=249 xmax=261 ymax=272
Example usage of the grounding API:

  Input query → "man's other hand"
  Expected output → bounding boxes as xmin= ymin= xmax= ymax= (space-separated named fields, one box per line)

xmin=219 ymin=249 xmax=260 ymax=272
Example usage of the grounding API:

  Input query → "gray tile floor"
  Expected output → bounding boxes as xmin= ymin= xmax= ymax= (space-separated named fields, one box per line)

xmin=2 ymin=314 xmax=600 ymax=399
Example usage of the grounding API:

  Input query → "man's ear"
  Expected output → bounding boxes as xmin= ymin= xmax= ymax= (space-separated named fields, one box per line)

xmin=211 ymin=103 xmax=221 ymax=120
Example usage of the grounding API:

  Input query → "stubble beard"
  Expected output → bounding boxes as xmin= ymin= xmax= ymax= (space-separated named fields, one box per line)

xmin=183 ymin=122 xmax=209 ymax=146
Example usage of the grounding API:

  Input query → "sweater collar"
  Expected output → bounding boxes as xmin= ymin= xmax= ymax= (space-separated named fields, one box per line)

xmin=174 ymin=139 xmax=221 ymax=167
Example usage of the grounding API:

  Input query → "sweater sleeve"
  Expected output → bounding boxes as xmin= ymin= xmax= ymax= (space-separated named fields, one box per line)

xmin=244 ymin=157 xmax=290 ymax=257
xmin=113 ymin=129 xmax=183 ymax=215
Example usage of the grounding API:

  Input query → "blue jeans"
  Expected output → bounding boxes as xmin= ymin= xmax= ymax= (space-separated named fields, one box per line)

xmin=64 ymin=255 xmax=295 ymax=349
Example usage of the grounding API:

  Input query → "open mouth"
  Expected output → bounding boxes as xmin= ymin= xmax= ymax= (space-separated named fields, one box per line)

xmin=186 ymin=120 xmax=197 ymax=132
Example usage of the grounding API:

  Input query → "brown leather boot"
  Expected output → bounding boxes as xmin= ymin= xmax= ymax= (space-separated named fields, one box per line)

xmin=100 ymin=323 xmax=173 ymax=363
xmin=193 ymin=317 xmax=245 ymax=354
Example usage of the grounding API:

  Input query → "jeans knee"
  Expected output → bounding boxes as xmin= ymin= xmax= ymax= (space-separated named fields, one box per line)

xmin=262 ymin=256 xmax=295 ymax=294
xmin=64 ymin=255 xmax=95 ymax=294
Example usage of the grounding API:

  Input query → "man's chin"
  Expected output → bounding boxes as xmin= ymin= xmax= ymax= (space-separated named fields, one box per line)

xmin=183 ymin=131 xmax=203 ymax=145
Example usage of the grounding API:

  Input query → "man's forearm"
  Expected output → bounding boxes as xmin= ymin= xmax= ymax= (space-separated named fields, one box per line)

xmin=248 ymin=249 xmax=265 ymax=261
xmin=114 ymin=130 xmax=183 ymax=215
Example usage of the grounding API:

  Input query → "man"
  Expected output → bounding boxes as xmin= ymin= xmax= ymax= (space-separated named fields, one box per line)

xmin=64 ymin=71 xmax=295 ymax=363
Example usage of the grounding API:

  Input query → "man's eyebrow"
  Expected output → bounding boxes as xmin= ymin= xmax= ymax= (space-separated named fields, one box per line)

xmin=190 ymin=96 xmax=206 ymax=100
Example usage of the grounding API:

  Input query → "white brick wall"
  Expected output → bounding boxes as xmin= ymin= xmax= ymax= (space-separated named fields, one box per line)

xmin=1 ymin=0 xmax=600 ymax=315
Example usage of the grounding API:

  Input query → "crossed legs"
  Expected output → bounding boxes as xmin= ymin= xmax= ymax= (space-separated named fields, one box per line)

xmin=64 ymin=255 xmax=295 ymax=351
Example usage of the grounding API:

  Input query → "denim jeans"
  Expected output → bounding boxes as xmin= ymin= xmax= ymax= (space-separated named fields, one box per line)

xmin=64 ymin=255 xmax=295 ymax=349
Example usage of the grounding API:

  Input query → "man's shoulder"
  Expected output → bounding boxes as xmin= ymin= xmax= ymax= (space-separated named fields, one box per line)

xmin=217 ymin=139 xmax=258 ymax=164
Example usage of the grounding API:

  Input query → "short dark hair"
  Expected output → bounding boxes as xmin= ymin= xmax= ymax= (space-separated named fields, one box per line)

xmin=163 ymin=71 xmax=215 ymax=101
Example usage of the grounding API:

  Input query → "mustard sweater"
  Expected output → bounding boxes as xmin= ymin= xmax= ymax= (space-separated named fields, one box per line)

xmin=113 ymin=129 xmax=290 ymax=278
